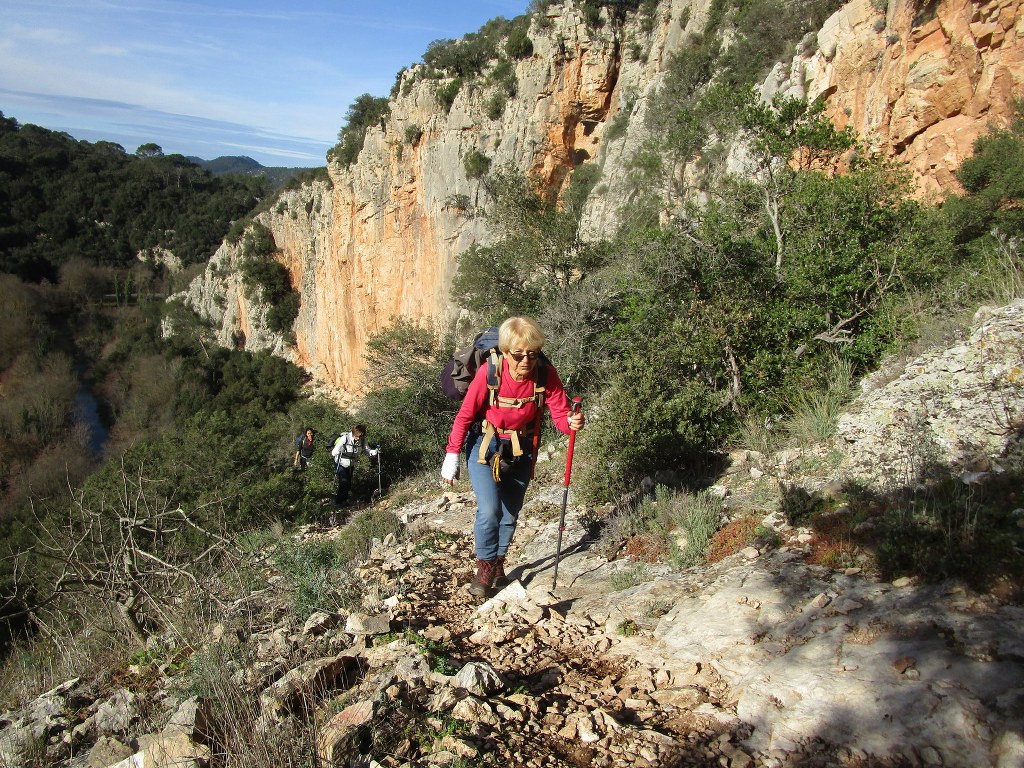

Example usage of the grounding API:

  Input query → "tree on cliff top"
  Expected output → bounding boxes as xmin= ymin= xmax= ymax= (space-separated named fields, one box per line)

xmin=330 ymin=94 xmax=390 ymax=167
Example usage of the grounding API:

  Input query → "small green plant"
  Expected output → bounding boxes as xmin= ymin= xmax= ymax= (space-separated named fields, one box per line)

xmin=413 ymin=530 xmax=459 ymax=555
xmin=273 ymin=537 xmax=359 ymax=620
xmin=780 ymin=482 xmax=824 ymax=526
xmin=617 ymin=619 xmax=639 ymax=636
xmin=404 ymin=124 xmax=423 ymax=145
xmin=644 ymin=599 xmax=674 ymax=618
xmin=735 ymin=411 xmax=782 ymax=455
xmin=784 ymin=356 xmax=855 ymax=446
xmin=436 ymin=78 xmax=463 ymax=112
xmin=610 ymin=563 xmax=652 ymax=590
xmin=444 ymin=193 xmax=473 ymax=213
xmin=672 ymin=490 xmax=722 ymax=568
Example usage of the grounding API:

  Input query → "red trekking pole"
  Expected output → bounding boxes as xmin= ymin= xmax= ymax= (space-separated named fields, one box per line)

xmin=552 ymin=397 xmax=582 ymax=592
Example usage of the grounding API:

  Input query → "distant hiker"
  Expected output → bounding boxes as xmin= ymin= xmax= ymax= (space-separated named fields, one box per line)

xmin=293 ymin=427 xmax=316 ymax=472
xmin=331 ymin=424 xmax=380 ymax=506
xmin=441 ymin=316 xmax=584 ymax=598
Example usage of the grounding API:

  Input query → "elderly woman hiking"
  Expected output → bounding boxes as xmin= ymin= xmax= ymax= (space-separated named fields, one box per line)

xmin=441 ymin=316 xmax=585 ymax=597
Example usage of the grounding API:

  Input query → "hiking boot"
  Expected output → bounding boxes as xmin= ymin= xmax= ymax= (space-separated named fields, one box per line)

xmin=492 ymin=556 xmax=509 ymax=589
xmin=469 ymin=559 xmax=496 ymax=598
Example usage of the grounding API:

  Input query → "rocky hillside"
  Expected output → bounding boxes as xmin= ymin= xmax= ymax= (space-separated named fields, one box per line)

xmin=5 ymin=296 xmax=1020 ymax=765
xmin=176 ymin=0 xmax=1024 ymax=397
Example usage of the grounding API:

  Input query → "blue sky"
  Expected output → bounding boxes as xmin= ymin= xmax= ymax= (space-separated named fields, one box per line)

xmin=0 ymin=0 xmax=531 ymax=167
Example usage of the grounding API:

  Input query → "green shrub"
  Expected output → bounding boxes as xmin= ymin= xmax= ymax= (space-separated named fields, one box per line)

xmin=404 ymin=124 xmax=424 ymax=145
xmin=672 ymin=490 xmax=723 ymax=567
xmin=333 ymin=508 xmax=403 ymax=566
xmin=783 ymin=356 xmax=855 ymax=446
xmin=266 ymin=291 xmax=300 ymax=335
xmin=273 ymin=538 xmax=359 ymax=620
xmin=436 ymin=78 xmax=463 ymax=112
xmin=506 ymin=24 xmax=533 ymax=59
xmin=485 ymin=92 xmax=507 ymax=120
xmin=463 ymin=149 xmax=492 ymax=178
xmin=355 ymin=319 xmax=457 ymax=476
xmin=334 ymin=94 xmax=390 ymax=167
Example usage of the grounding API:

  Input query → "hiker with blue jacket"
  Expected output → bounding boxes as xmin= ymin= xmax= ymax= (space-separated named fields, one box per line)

xmin=331 ymin=424 xmax=380 ymax=506
xmin=441 ymin=316 xmax=584 ymax=597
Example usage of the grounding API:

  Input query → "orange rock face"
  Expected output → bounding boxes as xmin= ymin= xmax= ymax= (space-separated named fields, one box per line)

xmin=807 ymin=0 xmax=1024 ymax=198
xmin=193 ymin=0 xmax=1023 ymax=398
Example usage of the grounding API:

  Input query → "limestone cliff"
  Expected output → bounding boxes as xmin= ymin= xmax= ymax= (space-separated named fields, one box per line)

xmin=771 ymin=0 xmax=1024 ymax=199
xmin=178 ymin=0 xmax=1023 ymax=397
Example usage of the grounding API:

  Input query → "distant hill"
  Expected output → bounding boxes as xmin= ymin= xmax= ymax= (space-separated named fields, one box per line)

xmin=187 ymin=155 xmax=320 ymax=190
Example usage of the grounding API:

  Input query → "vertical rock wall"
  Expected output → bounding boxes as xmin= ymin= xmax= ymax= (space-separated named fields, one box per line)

xmin=180 ymin=0 xmax=1024 ymax=397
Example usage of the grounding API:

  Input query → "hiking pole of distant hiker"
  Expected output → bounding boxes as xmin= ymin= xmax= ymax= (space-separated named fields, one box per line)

xmin=552 ymin=396 xmax=582 ymax=592
xmin=373 ymin=445 xmax=382 ymax=502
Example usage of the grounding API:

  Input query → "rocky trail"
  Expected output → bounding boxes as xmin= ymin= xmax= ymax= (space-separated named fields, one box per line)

xmin=2 ymin=302 xmax=1022 ymax=768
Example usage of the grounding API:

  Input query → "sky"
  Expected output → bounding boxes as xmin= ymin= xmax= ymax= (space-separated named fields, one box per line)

xmin=0 ymin=0 xmax=532 ymax=167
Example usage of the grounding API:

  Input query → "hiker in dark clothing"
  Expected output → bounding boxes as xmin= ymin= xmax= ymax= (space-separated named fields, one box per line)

xmin=293 ymin=427 xmax=316 ymax=472
xmin=441 ymin=316 xmax=584 ymax=597
xmin=330 ymin=424 xmax=380 ymax=506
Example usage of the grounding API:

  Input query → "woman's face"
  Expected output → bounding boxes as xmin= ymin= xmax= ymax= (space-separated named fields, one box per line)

xmin=504 ymin=343 xmax=539 ymax=377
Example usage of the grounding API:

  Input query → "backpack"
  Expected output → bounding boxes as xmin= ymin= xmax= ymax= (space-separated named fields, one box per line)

xmin=440 ymin=327 xmax=501 ymax=400
xmin=440 ymin=326 xmax=548 ymax=404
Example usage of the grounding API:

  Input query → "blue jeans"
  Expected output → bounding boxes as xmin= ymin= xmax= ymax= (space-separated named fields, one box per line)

xmin=466 ymin=431 xmax=533 ymax=561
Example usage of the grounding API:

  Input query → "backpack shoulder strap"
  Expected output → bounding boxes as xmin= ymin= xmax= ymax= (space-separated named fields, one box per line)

xmin=485 ymin=350 xmax=501 ymax=406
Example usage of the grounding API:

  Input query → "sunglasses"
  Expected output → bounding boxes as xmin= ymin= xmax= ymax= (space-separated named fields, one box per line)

xmin=508 ymin=350 xmax=539 ymax=362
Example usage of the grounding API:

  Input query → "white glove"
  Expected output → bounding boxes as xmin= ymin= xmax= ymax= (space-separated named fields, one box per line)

xmin=441 ymin=452 xmax=460 ymax=482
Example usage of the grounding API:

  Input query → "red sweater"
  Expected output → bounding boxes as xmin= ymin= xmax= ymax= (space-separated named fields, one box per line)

xmin=446 ymin=357 xmax=574 ymax=454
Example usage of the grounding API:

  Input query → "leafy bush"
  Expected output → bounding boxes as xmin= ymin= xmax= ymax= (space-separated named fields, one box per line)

xmin=436 ymin=79 xmax=463 ymax=112
xmin=485 ymin=92 xmax=507 ymax=120
xmin=355 ymin=318 xmax=457 ymax=475
xmin=332 ymin=94 xmax=390 ymax=167
xmin=463 ymin=149 xmax=492 ymax=178
xmin=404 ymin=124 xmax=424 ymax=145
xmin=267 ymin=291 xmax=300 ymax=335
xmin=505 ymin=24 xmax=534 ymax=59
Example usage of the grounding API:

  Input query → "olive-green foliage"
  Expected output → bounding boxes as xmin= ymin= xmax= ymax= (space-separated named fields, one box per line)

xmin=573 ymin=92 xmax=949 ymax=500
xmin=945 ymin=108 xmax=1024 ymax=250
xmin=452 ymin=167 xmax=609 ymax=323
xmin=463 ymin=150 xmax=492 ymax=178
xmin=404 ymin=125 xmax=424 ymax=145
xmin=279 ymin=166 xmax=332 ymax=193
xmin=487 ymin=59 xmax=519 ymax=98
xmin=575 ymin=364 xmax=732 ymax=502
xmin=484 ymin=92 xmax=507 ymax=120
xmin=0 ymin=115 xmax=268 ymax=280
xmin=356 ymin=318 xmax=457 ymax=475
xmin=273 ymin=537 xmax=358 ymax=620
xmin=436 ymin=79 xmax=463 ymax=113
xmin=331 ymin=94 xmax=390 ymax=167
xmin=239 ymin=223 xmax=300 ymax=335
xmin=505 ymin=23 xmax=534 ymax=59
xmin=76 ymin=347 xmax=313 ymax=531
xmin=333 ymin=507 xmax=402 ymax=565
xmin=422 ymin=16 xmax=529 ymax=79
